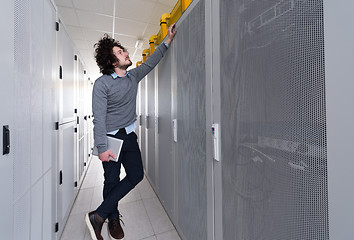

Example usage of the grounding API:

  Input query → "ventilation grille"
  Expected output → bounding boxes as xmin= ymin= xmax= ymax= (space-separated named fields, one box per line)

xmin=13 ymin=0 xmax=31 ymax=202
xmin=176 ymin=1 xmax=207 ymax=239
xmin=220 ymin=0 xmax=328 ymax=239
xmin=14 ymin=0 xmax=30 ymax=75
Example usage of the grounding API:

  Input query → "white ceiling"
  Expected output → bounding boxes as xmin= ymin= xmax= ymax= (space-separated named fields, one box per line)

xmin=53 ymin=0 xmax=178 ymax=80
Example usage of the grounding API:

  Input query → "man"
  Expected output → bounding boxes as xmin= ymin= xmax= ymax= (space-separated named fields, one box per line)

xmin=85 ymin=23 xmax=177 ymax=240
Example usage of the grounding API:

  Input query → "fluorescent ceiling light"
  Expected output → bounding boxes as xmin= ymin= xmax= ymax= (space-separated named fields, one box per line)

xmin=135 ymin=40 xmax=143 ymax=49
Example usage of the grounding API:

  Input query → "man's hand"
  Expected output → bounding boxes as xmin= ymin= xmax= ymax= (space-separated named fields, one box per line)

xmin=165 ymin=23 xmax=177 ymax=46
xmin=99 ymin=150 xmax=116 ymax=162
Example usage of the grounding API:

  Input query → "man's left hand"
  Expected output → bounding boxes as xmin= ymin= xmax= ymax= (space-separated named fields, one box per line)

xmin=165 ymin=23 xmax=177 ymax=46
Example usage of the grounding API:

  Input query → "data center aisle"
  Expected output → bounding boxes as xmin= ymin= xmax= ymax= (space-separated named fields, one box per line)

xmin=60 ymin=157 xmax=181 ymax=240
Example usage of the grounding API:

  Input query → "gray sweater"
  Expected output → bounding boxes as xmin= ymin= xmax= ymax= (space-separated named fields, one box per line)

xmin=92 ymin=43 xmax=168 ymax=154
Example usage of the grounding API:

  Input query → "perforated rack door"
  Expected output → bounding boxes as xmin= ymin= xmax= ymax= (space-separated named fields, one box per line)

xmin=220 ymin=0 xmax=328 ymax=239
xmin=157 ymin=43 xmax=174 ymax=218
xmin=146 ymin=69 xmax=157 ymax=186
xmin=175 ymin=0 xmax=207 ymax=239
xmin=13 ymin=0 xmax=31 ymax=237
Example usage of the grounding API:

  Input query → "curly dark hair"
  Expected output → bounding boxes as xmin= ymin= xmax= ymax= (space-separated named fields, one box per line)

xmin=94 ymin=34 xmax=126 ymax=75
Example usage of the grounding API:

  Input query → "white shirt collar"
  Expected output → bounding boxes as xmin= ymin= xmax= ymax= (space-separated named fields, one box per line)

xmin=111 ymin=71 xmax=129 ymax=79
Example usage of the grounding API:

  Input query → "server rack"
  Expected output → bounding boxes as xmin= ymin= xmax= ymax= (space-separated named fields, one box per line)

xmin=0 ymin=0 xmax=94 ymax=239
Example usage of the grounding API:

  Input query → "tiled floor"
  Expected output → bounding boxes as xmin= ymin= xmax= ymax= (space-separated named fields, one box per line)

xmin=60 ymin=156 xmax=181 ymax=240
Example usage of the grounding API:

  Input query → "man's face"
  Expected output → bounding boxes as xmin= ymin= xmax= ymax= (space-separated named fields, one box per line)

xmin=112 ymin=46 xmax=132 ymax=69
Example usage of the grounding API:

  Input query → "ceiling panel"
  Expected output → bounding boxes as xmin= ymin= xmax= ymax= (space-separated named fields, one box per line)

xmin=57 ymin=6 xmax=80 ymax=26
xmin=73 ymin=39 xmax=90 ymax=51
xmin=157 ymin=0 xmax=177 ymax=7
xmin=65 ymin=25 xmax=86 ymax=40
xmin=76 ymin=10 xmax=113 ymax=32
xmin=73 ymin=0 xmax=115 ymax=16
xmin=115 ymin=0 xmax=157 ymax=23
xmin=113 ymin=34 xmax=139 ymax=48
xmin=114 ymin=18 xmax=147 ymax=38
xmin=83 ymin=29 xmax=110 ymax=41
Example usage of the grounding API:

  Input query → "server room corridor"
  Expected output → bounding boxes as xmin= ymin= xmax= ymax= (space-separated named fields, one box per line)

xmin=2 ymin=0 xmax=354 ymax=240
xmin=60 ymin=157 xmax=181 ymax=240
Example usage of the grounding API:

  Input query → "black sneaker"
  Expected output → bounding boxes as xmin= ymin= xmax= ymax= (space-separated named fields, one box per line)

xmin=85 ymin=211 xmax=105 ymax=240
xmin=107 ymin=215 xmax=125 ymax=240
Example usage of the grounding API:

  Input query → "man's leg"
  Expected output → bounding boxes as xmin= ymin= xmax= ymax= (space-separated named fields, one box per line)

xmin=101 ymin=159 xmax=122 ymax=220
xmin=96 ymin=132 xmax=144 ymax=219
xmin=85 ymin=134 xmax=124 ymax=239
xmin=97 ymin=132 xmax=143 ymax=240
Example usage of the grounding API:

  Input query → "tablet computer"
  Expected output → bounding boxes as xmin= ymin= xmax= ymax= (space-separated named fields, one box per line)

xmin=92 ymin=136 xmax=123 ymax=162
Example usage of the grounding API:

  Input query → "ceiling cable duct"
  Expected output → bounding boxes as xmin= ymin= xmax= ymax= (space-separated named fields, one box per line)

xmin=160 ymin=13 xmax=171 ymax=40
xmin=142 ymin=49 xmax=150 ymax=63
xmin=181 ymin=0 xmax=191 ymax=13
xmin=149 ymin=35 xmax=157 ymax=54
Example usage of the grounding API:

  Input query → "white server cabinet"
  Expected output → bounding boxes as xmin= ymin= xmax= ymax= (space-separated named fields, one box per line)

xmin=76 ymin=56 xmax=87 ymax=186
xmin=73 ymin=54 xmax=80 ymax=189
xmin=0 ymin=0 xmax=90 ymax=238
xmin=58 ymin=23 xmax=76 ymax=124
xmin=75 ymin=54 xmax=93 ymax=189
xmin=56 ymin=18 xmax=78 ymax=237
xmin=13 ymin=0 xmax=33 ymax=236
xmin=8 ymin=0 xmax=58 ymax=239
xmin=43 ymin=0 xmax=58 ymax=238
xmin=83 ymin=72 xmax=90 ymax=173
xmin=88 ymin=79 xmax=94 ymax=160
xmin=57 ymin=121 xmax=76 ymax=237
xmin=0 ymin=0 xmax=14 ymax=239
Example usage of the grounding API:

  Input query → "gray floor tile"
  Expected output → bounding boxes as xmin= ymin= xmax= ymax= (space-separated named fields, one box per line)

xmin=60 ymin=212 xmax=86 ymax=240
xmin=137 ymin=177 xmax=157 ymax=199
xmin=141 ymin=236 xmax=158 ymax=240
xmin=80 ymin=172 xmax=98 ymax=189
xmin=156 ymin=230 xmax=181 ymax=240
xmin=90 ymin=185 xmax=104 ymax=211
xmin=120 ymin=200 xmax=155 ymax=240
xmin=87 ymin=157 xmax=102 ymax=174
xmin=143 ymin=197 xmax=174 ymax=234
xmin=70 ymin=188 xmax=94 ymax=215
xmin=95 ymin=171 xmax=105 ymax=187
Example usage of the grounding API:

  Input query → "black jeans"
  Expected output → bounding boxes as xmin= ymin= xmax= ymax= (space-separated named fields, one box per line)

xmin=96 ymin=131 xmax=144 ymax=220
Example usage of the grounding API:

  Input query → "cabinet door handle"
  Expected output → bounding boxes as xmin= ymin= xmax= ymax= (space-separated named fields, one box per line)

xmin=3 ymin=125 xmax=10 ymax=155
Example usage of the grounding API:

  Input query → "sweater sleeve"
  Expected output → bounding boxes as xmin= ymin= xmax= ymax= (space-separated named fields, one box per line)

xmin=92 ymin=79 xmax=108 ymax=154
xmin=131 ymin=42 xmax=168 ymax=82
